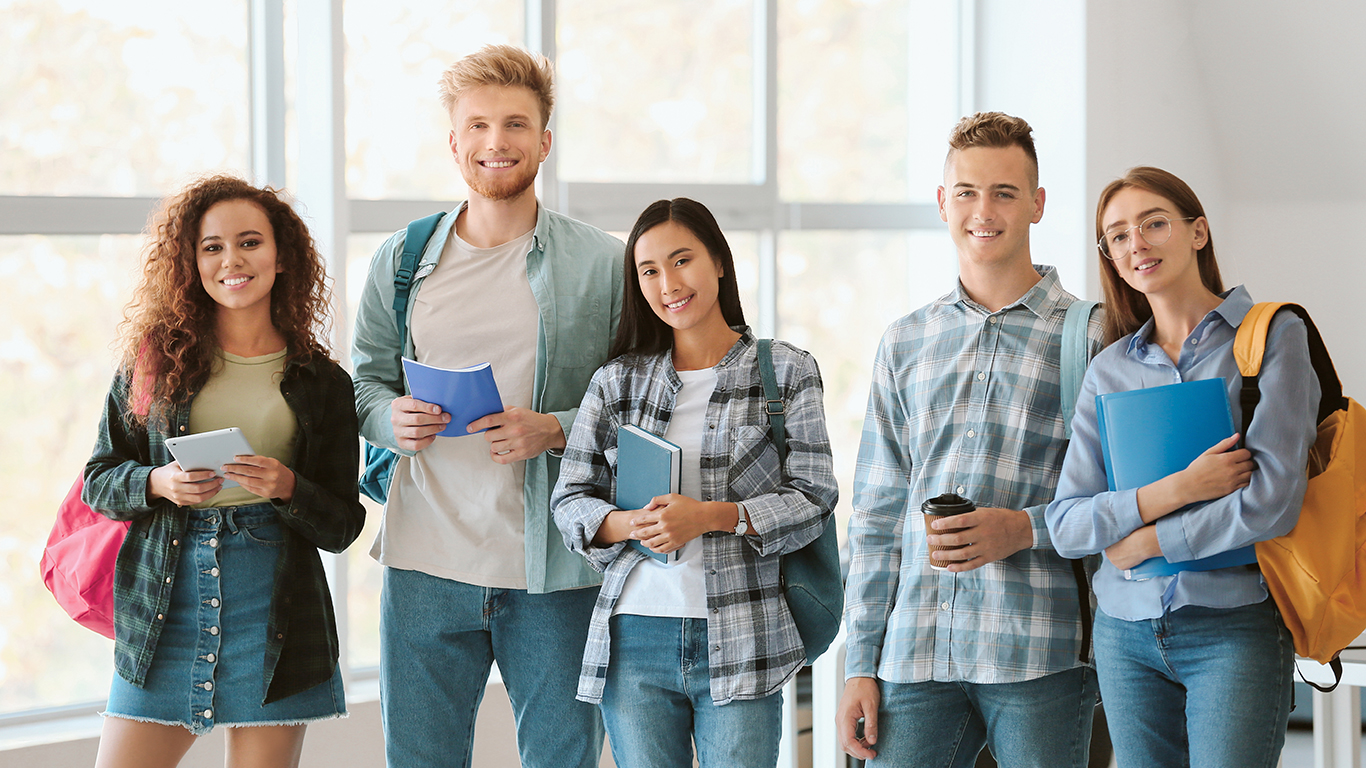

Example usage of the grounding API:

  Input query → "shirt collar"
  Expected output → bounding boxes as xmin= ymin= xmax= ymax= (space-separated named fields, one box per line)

xmin=940 ymin=264 xmax=1061 ymax=320
xmin=1125 ymin=284 xmax=1252 ymax=355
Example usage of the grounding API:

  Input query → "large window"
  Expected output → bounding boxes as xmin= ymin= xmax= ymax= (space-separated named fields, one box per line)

xmin=2 ymin=0 xmax=965 ymax=720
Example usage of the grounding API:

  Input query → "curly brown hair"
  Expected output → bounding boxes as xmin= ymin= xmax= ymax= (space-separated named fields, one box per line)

xmin=120 ymin=174 xmax=334 ymax=423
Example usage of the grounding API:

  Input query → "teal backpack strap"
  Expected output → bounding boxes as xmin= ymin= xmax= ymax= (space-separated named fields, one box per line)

xmin=359 ymin=211 xmax=445 ymax=505
xmin=392 ymin=212 xmax=445 ymax=350
xmin=756 ymin=338 xmax=786 ymax=465
xmin=1060 ymin=299 xmax=1099 ymax=664
xmin=1060 ymin=300 xmax=1099 ymax=438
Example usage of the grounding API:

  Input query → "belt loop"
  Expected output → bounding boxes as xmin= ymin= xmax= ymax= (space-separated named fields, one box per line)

xmin=222 ymin=507 xmax=240 ymax=535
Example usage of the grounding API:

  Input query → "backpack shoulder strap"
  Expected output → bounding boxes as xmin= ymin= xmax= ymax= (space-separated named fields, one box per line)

xmin=1060 ymin=300 xmax=1100 ymax=438
xmin=1234 ymin=302 xmax=1345 ymax=436
xmin=391 ymin=212 xmax=446 ymax=350
xmin=756 ymin=339 xmax=786 ymax=467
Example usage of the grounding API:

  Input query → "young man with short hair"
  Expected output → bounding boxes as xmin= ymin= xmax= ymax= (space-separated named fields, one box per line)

xmin=838 ymin=112 xmax=1103 ymax=767
xmin=351 ymin=44 xmax=622 ymax=768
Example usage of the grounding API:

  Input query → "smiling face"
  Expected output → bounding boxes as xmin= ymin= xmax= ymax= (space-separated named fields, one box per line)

xmin=196 ymin=198 xmax=281 ymax=317
xmin=937 ymin=145 xmax=1045 ymax=271
xmin=1099 ymin=186 xmax=1208 ymax=299
xmin=632 ymin=220 xmax=729 ymax=341
xmin=448 ymin=85 xmax=550 ymax=203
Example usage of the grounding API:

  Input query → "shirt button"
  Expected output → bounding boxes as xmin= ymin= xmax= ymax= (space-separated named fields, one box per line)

xmin=1190 ymin=338 xmax=1199 ymax=345
xmin=209 ymin=626 xmax=219 ymax=636
xmin=206 ymin=653 xmax=216 ymax=663
xmin=977 ymin=372 xmax=986 ymax=381
xmin=203 ymin=709 xmax=213 ymax=719
xmin=714 ymin=645 xmax=720 ymax=651
xmin=211 ymin=567 xmax=220 ymax=577
xmin=172 ymin=539 xmax=179 ymax=546
xmin=156 ymin=613 xmax=164 ymax=621
xmin=179 ymin=425 xmax=187 ymax=432
xmin=211 ymin=598 xmax=220 ymax=608
xmin=165 ymin=577 xmax=173 ymax=584
xmin=966 ymin=429 xmax=976 ymax=438
xmin=956 ymin=485 xmax=965 ymax=494
xmin=988 ymin=316 xmax=998 ymax=325
xmin=208 ymin=537 xmax=218 ymax=548
xmin=708 ymin=424 xmax=716 ymax=429
xmin=704 ymin=495 xmax=712 ymax=501
xmin=277 ymin=633 xmax=284 ymax=640
xmin=712 ymin=608 xmax=719 ymax=614
xmin=203 ymin=681 xmax=213 ymax=691
xmin=940 ymin=602 xmax=950 ymax=611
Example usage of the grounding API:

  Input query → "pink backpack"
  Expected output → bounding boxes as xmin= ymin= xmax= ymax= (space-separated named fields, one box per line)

xmin=40 ymin=473 xmax=130 ymax=639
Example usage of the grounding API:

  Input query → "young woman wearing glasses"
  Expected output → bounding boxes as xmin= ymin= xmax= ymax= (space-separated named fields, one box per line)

xmin=1045 ymin=166 xmax=1318 ymax=767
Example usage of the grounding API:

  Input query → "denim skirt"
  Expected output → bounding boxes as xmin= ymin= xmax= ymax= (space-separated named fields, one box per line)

xmin=105 ymin=503 xmax=346 ymax=735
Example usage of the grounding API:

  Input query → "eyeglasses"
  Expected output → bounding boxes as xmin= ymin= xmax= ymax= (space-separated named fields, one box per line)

xmin=1098 ymin=215 xmax=1196 ymax=259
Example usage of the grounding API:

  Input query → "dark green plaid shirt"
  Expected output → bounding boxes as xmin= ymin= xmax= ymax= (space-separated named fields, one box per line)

xmin=83 ymin=354 xmax=365 ymax=704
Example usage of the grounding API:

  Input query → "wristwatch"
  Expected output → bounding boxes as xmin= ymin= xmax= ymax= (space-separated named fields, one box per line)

xmin=733 ymin=502 xmax=749 ymax=536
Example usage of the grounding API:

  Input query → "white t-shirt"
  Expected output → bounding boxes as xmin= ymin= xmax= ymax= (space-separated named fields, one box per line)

xmin=372 ymin=228 xmax=538 ymax=589
xmin=613 ymin=367 xmax=718 ymax=618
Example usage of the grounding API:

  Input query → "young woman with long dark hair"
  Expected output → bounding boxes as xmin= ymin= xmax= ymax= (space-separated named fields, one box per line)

xmin=84 ymin=175 xmax=364 ymax=768
xmin=551 ymin=198 xmax=838 ymax=767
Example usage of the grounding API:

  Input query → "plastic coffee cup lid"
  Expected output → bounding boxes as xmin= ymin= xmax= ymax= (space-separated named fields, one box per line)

xmin=921 ymin=492 xmax=976 ymax=515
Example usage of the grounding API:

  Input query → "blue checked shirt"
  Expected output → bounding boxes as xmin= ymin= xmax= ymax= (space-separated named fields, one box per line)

xmin=845 ymin=266 xmax=1104 ymax=685
xmin=552 ymin=330 xmax=839 ymax=705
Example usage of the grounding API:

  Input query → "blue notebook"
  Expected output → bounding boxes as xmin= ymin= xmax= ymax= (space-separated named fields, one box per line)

xmin=401 ymin=358 xmax=504 ymax=437
xmin=616 ymin=424 xmax=682 ymax=564
xmin=1095 ymin=377 xmax=1258 ymax=580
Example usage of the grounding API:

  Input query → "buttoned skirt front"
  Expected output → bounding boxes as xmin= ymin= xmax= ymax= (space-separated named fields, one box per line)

xmin=104 ymin=504 xmax=345 ymax=735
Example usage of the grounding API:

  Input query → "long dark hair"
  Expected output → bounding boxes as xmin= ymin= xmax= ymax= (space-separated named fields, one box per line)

xmin=608 ymin=198 xmax=746 ymax=359
xmin=1095 ymin=166 xmax=1223 ymax=344
xmin=120 ymin=174 xmax=333 ymax=424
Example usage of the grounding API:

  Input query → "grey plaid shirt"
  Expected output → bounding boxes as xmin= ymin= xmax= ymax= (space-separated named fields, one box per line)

xmin=552 ymin=330 xmax=838 ymax=705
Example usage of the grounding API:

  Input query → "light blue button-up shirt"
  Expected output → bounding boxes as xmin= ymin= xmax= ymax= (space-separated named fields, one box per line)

xmin=845 ymin=267 xmax=1105 ymax=685
xmin=1047 ymin=286 xmax=1319 ymax=621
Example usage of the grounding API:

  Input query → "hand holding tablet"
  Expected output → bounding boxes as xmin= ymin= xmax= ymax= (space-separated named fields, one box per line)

xmin=165 ymin=427 xmax=257 ymax=489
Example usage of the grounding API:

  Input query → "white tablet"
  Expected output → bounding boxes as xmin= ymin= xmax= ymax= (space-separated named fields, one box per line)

xmin=165 ymin=427 xmax=256 ymax=489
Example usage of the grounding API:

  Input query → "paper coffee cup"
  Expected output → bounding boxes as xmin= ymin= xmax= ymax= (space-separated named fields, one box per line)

xmin=922 ymin=493 xmax=975 ymax=570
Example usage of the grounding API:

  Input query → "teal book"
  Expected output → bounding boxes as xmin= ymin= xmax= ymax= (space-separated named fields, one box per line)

xmin=616 ymin=424 xmax=682 ymax=564
xmin=1095 ymin=377 xmax=1259 ymax=580
xmin=401 ymin=358 xmax=504 ymax=437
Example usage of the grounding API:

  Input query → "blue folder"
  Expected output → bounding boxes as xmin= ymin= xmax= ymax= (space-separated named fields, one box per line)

xmin=616 ymin=424 xmax=682 ymax=564
xmin=1095 ymin=377 xmax=1258 ymax=580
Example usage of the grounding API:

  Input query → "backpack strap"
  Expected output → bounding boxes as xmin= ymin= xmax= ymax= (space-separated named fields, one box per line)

xmin=391 ymin=212 xmax=446 ymax=350
xmin=1060 ymin=300 xmax=1099 ymax=438
xmin=756 ymin=338 xmax=787 ymax=467
xmin=1233 ymin=302 xmax=1346 ymax=437
xmin=1060 ymin=299 xmax=1099 ymax=664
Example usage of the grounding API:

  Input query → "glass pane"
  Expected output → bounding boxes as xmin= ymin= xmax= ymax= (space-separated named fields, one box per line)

xmin=344 ymin=2 xmax=523 ymax=200
xmin=776 ymin=230 xmax=957 ymax=540
xmin=558 ymin=0 xmax=756 ymax=184
xmin=779 ymin=1 xmax=958 ymax=203
xmin=0 ymin=235 xmax=144 ymax=714
xmin=344 ymin=232 xmax=391 ymax=670
xmin=1 ymin=1 xmax=249 ymax=196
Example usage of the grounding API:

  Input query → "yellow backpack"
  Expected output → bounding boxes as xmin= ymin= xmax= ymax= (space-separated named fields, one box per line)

xmin=1236 ymin=302 xmax=1366 ymax=689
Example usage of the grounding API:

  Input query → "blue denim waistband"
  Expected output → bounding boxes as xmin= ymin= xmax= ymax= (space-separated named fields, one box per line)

xmin=187 ymin=502 xmax=277 ymax=533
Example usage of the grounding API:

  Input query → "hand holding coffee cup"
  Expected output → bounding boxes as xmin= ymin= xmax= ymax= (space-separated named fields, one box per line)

xmin=922 ymin=492 xmax=975 ymax=570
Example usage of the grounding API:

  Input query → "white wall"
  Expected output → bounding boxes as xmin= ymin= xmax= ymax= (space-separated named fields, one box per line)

xmin=1086 ymin=0 xmax=1366 ymax=393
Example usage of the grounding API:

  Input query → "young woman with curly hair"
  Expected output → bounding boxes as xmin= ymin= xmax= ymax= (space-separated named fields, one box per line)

xmin=83 ymin=174 xmax=365 ymax=768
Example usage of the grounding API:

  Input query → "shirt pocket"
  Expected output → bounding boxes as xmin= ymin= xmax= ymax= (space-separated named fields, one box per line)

xmin=554 ymin=296 xmax=606 ymax=369
xmin=728 ymin=424 xmax=782 ymax=500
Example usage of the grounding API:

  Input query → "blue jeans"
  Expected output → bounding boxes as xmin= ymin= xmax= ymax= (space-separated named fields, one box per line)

xmin=379 ymin=567 xmax=604 ymax=768
xmin=869 ymin=666 xmax=1099 ymax=768
xmin=1094 ymin=599 xmax=1293 ymax=768
xmin=601 ymin=615 xmax=784 ymax=768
